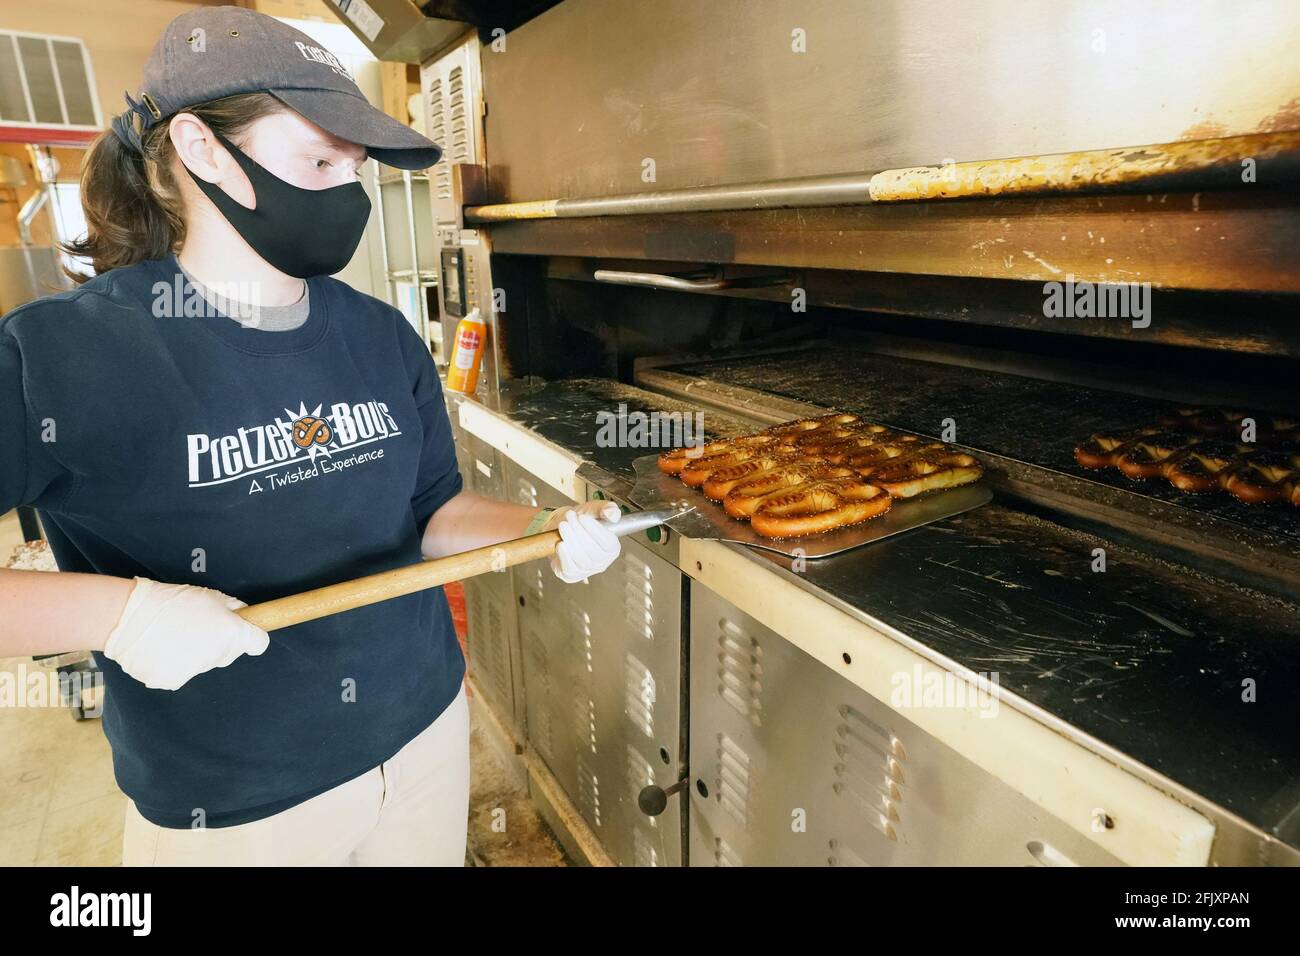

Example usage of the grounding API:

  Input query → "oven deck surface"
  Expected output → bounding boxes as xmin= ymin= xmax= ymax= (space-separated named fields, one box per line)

xmin=651 ymin=346 xmax=1300 ymax=550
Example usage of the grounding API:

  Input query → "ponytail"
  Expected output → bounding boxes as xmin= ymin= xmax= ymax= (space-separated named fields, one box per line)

xmin=63 ymin=93 xmax=284 ymax=281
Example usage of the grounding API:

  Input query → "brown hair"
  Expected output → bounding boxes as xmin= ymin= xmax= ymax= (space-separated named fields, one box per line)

xmin=63 ymin=93 xmax=284 ymax=281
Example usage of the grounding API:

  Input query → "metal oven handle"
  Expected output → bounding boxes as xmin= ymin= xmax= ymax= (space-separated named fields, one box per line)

xmin=594 ymin=268 xmax=794 ymax=292
xmin=593 ymin=268 xmax=734 ymax=291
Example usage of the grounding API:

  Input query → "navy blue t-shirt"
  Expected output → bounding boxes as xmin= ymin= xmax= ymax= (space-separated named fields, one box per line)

xmin=0 ymin=255 xmax=465 ymax=828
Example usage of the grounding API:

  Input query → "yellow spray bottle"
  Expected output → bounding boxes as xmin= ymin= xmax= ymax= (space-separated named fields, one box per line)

xmin=445 ymin=308 xmax=486 ymax=394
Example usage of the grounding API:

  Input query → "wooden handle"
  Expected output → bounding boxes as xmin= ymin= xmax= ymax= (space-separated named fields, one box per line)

xmin=236 ymin=530 xmax=561 ymax=633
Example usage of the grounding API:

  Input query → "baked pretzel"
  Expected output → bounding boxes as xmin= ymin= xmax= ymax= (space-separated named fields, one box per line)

xmin=1157 ymin=407 xmax=1300 ymax=443
xmin=791 ymin=422 xmax=900 ymax=455
xmin=1223 ymin=449 xmax=1300 ymax=505
xmin=679 ymin=447 xmax=766 ymax=487
xmin=1161 ymin=440 xmax=1247 ymax=494
xmin=660 ymin=413 xmax=982 ymax=537
xmin=816 ymin=428 xmax=907 ymax=463
xmin=1114 ymin=432 xmax=1201 ymax=480
xmin=700 ymin=452 xmax=809 ymax=501
xmin=857 ymin=451 xmax=983 ymax=498
xmin=1074 ymin=428 xmax=1160 ymax=470
xmin=761 ymin=412 xmax=860 ymax=439
xmin=749 ymin=477 xmax=892 ymax=539
xmin=722 ymin=461 xmax=857 ymax=518
xmin=656 ymin=434 xmax=780 ymax=475
xmin=847 ymin=440 xmax=944 ymax=470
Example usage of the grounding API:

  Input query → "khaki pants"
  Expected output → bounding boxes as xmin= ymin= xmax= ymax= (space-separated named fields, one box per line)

xmin=122 ymin=685 xmax=470 ymax=866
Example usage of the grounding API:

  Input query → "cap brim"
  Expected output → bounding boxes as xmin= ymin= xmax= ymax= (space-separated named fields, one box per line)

xmin=269 ymin=88 xmax=442 ymax=170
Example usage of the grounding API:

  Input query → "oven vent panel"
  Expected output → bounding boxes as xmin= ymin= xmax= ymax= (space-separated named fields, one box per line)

xmin=622 ymin=553 xmax=658 ymax=640
xmin=576 ymin=760 xmax=602 ymax=828
xmin=625 ymin=745 xmax=658 ymax=830
xmin=427 ymin=65 xmax=469 ymax=205
xmin=568 ymin=602 xmax=594 ymax=675
xmin=427 ymin=75 xmax=447 ymax=199
xmin=524 ymin=632 xmax=554 ymax=760
xmin=624 ymin=653 xmax=656 ymax=737
xmin=831 ymin=703 xmax=905 ymax=842
xmin=520 ymin=563 xmax=545 ymax=608
xmin=485 ymin=599 xmax=511 ymax=702
xmin=716 ymin=617 xmax=764 ymax=724
xmin=420 ymin=38 xmax=481 ymax=225
xmin=715 ymin=732 xmax=753 ymax=827
xmin=573 ymin=694 xmax=597 ymax=755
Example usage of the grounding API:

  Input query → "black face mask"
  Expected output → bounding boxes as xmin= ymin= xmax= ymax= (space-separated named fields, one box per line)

xmin=186 ymin=129 xmax=371 ymax=279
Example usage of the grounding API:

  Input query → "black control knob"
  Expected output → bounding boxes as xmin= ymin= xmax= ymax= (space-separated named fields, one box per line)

xmin=638 ymin=778 xmax=688 ymax=816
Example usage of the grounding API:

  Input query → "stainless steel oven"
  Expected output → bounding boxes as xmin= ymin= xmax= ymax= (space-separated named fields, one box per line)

xmin=398 ymin=0 xmax=1300 ymax=866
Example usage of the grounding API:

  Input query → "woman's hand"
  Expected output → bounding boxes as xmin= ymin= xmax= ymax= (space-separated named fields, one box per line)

xmin=541 ymin=501 xmax=622 ymax=583
xmin=103 ymin=577 xmax=270 ymax=690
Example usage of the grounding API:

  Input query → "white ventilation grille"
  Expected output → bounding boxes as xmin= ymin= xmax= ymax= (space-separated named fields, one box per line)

xmin=485 ymin=598 xmax=511 ymax=704
xmin=716 ymin=617 xmax=763 ymax=724
xmin=520 ymin=563 xmax=545 ymax=609
xmin=625 ymin=745 xmax=658 ymax=832
xmin=525 ymin=633 xmax=554 ymax=760
xmin=0 ymin=32 xmax=100 ymax=129
xmin=577 ymin=760 xmax=601 ymax=827
xmin=568 ymin=603 xmax=594 ymax=675
xmin=428 ymin=75 xmax=450 ymax=202
xmin=830 ymin=703 xmax=905 ymax=842
xmin=715 ymin=733 xmax=752 ymax=826
xmin=623 ymin=653 xmax=655 ymax=737
xmin=574 ymin=694 xmax=596 ymax=755
xmin=447 ymin=66 xmax=468 ymax=163
xmin=429 ymin=64 xmax=469 ymax=206
xmin=622 ymin=553 xmax=657 ymax=640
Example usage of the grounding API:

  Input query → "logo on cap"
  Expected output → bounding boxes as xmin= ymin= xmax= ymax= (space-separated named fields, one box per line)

xmin=293 ymin=41 xmax=354 ymax=82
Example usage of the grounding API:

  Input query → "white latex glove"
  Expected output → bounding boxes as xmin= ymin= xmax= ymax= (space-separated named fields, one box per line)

xmin=543 ymin=501 xmax=622 ymax=583
xmin=103 ymin=577 xmax=271 ymax=691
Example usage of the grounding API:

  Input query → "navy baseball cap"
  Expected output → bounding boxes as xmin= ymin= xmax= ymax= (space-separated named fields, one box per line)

xmin=119 ymin=5 xmax=440 ymax=170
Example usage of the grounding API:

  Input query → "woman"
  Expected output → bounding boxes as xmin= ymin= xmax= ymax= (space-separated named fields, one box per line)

xmin=0 ymin=7 xmax=621 ymax=866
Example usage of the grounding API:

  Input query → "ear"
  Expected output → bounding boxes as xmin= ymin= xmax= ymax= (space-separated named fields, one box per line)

xmin=169 ymin=112 xmax=232 ymax=185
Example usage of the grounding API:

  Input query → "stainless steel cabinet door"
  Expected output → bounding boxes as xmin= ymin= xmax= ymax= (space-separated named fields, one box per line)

xmin=577 ymin=535 xmax=685 ymax=867
xmin=456 ymin=426 xmax=520 ymax=733
xmin=462 ymin=574 xmax=520 ymax=732
xmin=504 ymin=460 xmax=575 ymax=785
xmin=505 ymin=459 xmax=686 ymax=865
xmin=689 ymin=581 xmax=1122 ymax=867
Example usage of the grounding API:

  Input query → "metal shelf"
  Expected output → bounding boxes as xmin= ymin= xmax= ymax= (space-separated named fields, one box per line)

xmin=372 ymin=164 xmax=439 ymax=356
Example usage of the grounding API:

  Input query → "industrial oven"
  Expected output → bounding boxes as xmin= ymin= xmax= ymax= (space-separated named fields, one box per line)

xmin=339 ymin=0 xmax=1300 ymax=866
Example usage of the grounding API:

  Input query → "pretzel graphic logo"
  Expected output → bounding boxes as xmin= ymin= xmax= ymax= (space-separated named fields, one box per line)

xmin=292 ymin=416 xmax=332 ymax=449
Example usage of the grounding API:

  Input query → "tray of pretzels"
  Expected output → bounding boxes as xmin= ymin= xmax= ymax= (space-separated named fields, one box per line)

xmin=1074 ymin=407 xmax=1300 ymax=507
xmin=631 ymin=412 xmax=991 ymax=559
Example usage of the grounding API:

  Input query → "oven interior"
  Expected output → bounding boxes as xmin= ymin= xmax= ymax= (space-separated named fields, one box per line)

xmin=487 ymin=253 xmax=1300 ymax=598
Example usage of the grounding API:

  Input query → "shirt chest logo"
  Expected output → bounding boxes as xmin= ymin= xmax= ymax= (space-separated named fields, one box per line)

xmin=186 ymin=398 xmax=402 ymax=493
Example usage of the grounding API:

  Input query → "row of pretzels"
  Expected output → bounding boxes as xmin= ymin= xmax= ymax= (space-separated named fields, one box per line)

xmin=657 ymin=413 xmax=983 ymax=538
